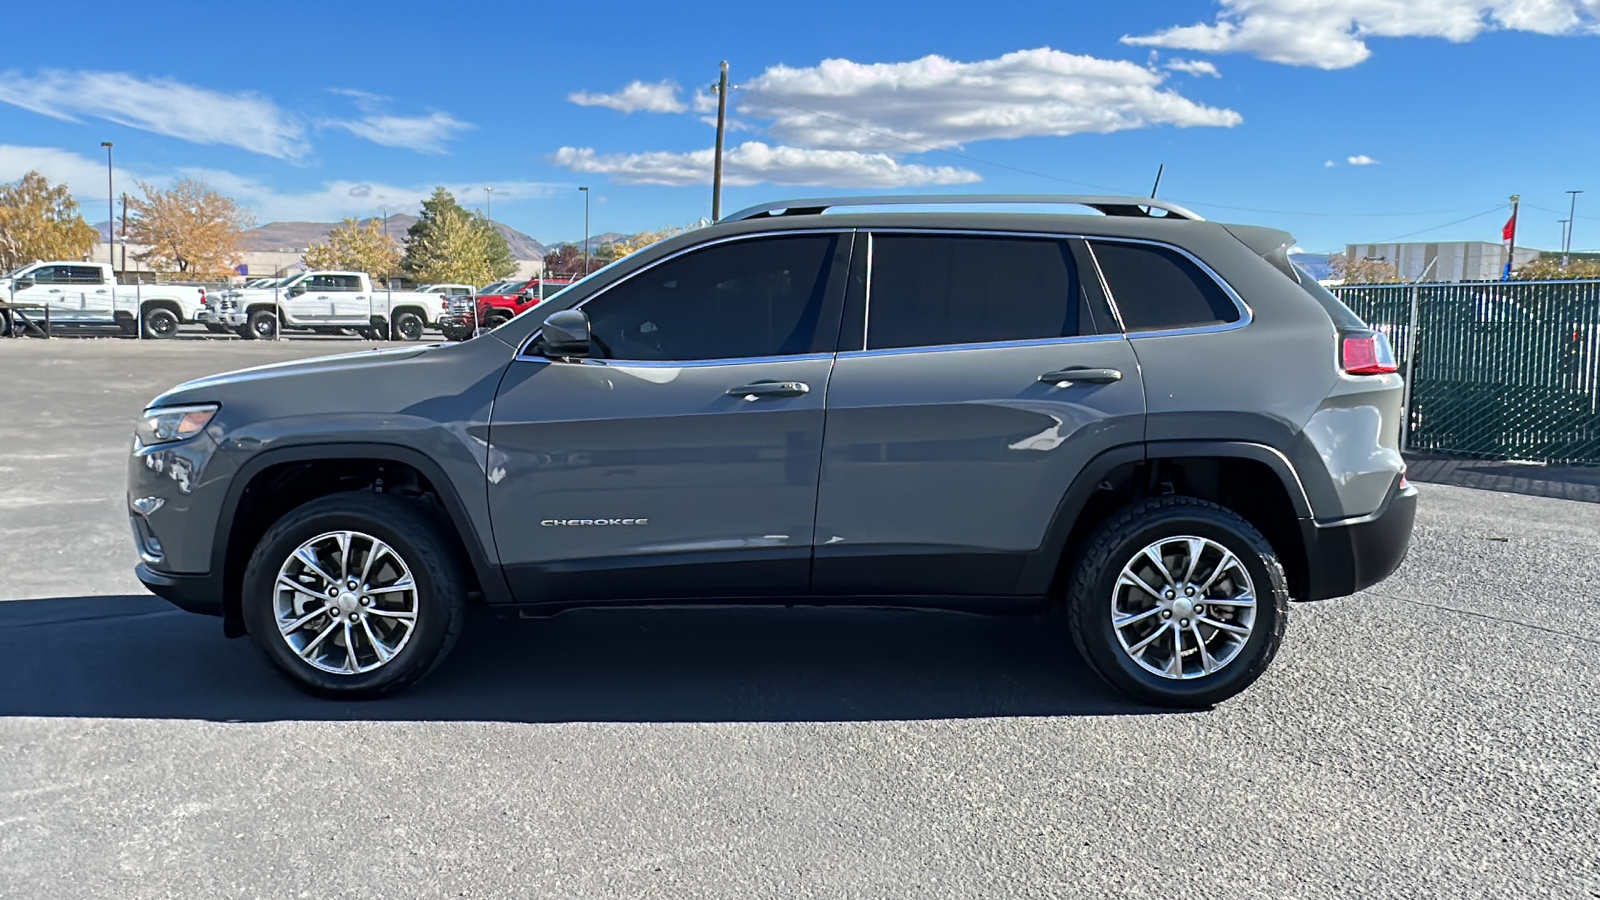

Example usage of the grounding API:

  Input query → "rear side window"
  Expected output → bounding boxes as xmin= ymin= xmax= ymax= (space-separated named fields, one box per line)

xmin=866 ymin=234 xmax=1088 ymax=350
xmin=67 ymin=266 xmax=105 ymax=284
xmin=1091 ymin=241 xmax=1240 ymax=332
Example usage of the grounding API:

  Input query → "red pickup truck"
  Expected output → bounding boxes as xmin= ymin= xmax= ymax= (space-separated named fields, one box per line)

xmin=438 ymin=277 xmax=576 ymax=341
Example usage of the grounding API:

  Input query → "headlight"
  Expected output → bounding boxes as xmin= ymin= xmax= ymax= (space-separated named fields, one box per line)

xmin=135 ymin=404 xmax=219 ymax=446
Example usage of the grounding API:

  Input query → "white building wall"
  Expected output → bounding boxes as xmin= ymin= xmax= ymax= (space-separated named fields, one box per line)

xmin=1343 ymin=241 xmax=1543 ymax=282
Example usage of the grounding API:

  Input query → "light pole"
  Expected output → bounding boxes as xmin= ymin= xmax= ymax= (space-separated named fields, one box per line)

xmin=579 ymin=186 xmax=590 ymax=276
xmin=484 ymin=187 xmax=493 ymax=224
xmin=100 ymin=142 xmax=114 ymax=268
xmin=1565 ymin=190 xmax=1584 ymax=266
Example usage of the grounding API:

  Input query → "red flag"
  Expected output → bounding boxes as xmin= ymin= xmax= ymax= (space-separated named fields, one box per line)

xmin=1502 ymin=213 xmax=1517 ymax=242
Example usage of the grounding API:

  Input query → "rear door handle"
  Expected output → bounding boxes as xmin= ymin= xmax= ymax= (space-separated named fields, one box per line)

xmin=727 ymin=381 xmax=810 ymax=400
xmin=1039 ymin=367 xmax=1122 ymax=386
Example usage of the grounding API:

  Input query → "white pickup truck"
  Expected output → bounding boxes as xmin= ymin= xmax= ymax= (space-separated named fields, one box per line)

xmin=0 ymin=261 xmax=206 ymax=338
xmin=203 ymin=271 xmax=443 ymax=341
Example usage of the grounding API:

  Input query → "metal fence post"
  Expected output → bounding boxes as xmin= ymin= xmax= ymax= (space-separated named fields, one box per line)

xmin=136 ymin=281 xmax=143 ymax=340
xmin=1401 ymin=282 xmax=1420 ymax=452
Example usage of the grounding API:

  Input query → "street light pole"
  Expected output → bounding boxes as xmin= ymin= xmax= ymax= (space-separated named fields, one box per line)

xmin=1565 ymin=190 xmax=1584 ymax=266
xmin=485 ymin=187 xmax=493 ymax=224
xmin=100 ymin=142 xmax=114 ymax=268
xmin=579 ymin=186 xmax=590 ymax=276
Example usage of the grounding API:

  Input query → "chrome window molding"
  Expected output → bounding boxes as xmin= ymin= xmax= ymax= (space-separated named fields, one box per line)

xmin=517 ymin=352 xmax=835 ymax=370
xmin=1082 ymin=236 xmax=1254 ymax=338
xmin=838 ymin=331 xmax=1127 ymax=360
xmin=515 ymin=227 xmax=856 ymax=363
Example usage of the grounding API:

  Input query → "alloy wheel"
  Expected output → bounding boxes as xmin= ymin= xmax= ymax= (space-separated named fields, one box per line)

xmin=273 ymin=530 xmax=419 ymax=675
xmin=1111 ymin=535 xmax=1257 ymax=680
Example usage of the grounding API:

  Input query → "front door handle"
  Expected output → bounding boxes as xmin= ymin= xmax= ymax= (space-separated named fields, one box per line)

xmin=1039 ymin=367 xmax=1122 ymax=386
xmin=727 ymin=381 xmax=810 ymax=400
xmin=47 ymin=288 xmax=62 ymax=293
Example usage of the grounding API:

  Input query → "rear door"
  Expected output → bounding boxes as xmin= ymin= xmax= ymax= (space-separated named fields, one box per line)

xmin=813 ymin=231 xmax=1145 ymax=596
xmin=69 ymin=265 xmax=115 ymax=319
xmin=331 ymin=274 xmax=372 ymax=323
xmin=488 ymin=231 xmax=851 ymax=603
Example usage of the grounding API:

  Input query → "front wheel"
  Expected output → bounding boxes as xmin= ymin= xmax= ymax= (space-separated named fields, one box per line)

xmin=241 ymin=493 xmax=467 ymax=698
xmin=392 ymin=311 xmax=425 ymax=342
xmin=1067 ymin=497 xmax=1289 ymax=709
xmin=245 ymin=308 xmax=277 ymax=340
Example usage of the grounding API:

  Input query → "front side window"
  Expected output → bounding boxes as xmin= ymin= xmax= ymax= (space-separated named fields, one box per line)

xmin=26 ymin=266 xmax=63 ymax=284
xmin=865 ymin=234 xmax=1088 ymax=350
xmin=578 ymin=234 xmax=840 ymax=361
xmin=1091 ymin=241 xmax=1240 ymax=332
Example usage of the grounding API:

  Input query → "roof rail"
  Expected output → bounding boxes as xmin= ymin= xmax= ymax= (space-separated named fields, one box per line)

xmin=720 ymin=194 xmax=1205 ymax=223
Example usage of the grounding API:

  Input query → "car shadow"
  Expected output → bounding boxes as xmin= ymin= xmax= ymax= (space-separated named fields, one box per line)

xmin=0 ymin=596 xmax=1156 ymax=722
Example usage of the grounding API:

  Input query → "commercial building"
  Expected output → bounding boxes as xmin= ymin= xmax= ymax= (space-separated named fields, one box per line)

xmin=1342 ymin=241 xmax=1542 ymax=283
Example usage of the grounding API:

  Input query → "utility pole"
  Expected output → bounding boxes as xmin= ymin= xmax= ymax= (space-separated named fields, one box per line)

xmin=1150 ymin=163 xmax=1165 ymax=199
xmin=712 ymin=60 xmax=729 ymax=221
xmin=1560 ymin=219 xmax=1570 ymax=261
xmin=1565 ymin=190 xmax=1583 ymax=266
xmin=1504 ymin=194 xmax=1520 ymax=281
xmin=100 ymin=142 xmax=114 ymax=268
xmin=119 ymin=192 xmax=128 ymax=273
xmin=579 ymin=186 xmax=591 ymax=275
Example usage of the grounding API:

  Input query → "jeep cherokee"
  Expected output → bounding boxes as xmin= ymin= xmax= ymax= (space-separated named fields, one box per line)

xmin=128 ymin=194 xmax=1417 ymax=708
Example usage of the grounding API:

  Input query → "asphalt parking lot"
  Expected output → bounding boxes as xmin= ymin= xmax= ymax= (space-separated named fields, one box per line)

xmin=1 ymin=339 xmax=1597 ymax=899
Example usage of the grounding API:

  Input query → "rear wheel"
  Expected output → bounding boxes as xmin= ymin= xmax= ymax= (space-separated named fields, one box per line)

xmin=241 ymin=493 xmax=467 ymax=698
xmin=141 ymin=306 xmax=179 ymax=339
xmin=1067 ymin=496 xmax=1288 ymax=709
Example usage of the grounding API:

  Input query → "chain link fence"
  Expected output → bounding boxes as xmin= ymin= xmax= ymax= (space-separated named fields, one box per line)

xmin=1334 ymin=279 xmax=1600 ymax=466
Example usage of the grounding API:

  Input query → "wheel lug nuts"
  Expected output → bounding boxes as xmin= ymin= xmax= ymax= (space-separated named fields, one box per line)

xmin=1165 ymin=590 xmax=1175 ymax=599
xmin=1180 ymin=619 xmax=1190 ymax=628
xmin=1162 ymin=611 xmax=1172 ymax=619
xmin=1185 ymin=587 xmax=1194 ymax=596
xmin=360 ymin=598 xmax=371 ymax=606
xmin=1195 ymin=605 xmax=1204 ymax=615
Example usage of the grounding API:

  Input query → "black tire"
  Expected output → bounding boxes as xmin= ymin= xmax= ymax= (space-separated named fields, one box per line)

xmin=0 ymin=309 xmax=10 ymax=337
xmin=392 ymin=310 xmax=424 ymax=342
xmin=441 ymin=327 xmax=470 ymax=342
xmin=247 ymin=308 xmax=277 ymax=340
xmin=141 ymin=306 xmax=179 ymax=339
xmin=1067 ymin=496 xmax=1289 ymax=709
xmin=241 ymin=493 xmax=467 ymax=698
xmin=484 ymin=314 xmax=510 ymax=331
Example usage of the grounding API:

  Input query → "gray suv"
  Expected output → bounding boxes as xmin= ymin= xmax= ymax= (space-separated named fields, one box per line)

xmin=128 ymin=195 xmax=1417 ymax=708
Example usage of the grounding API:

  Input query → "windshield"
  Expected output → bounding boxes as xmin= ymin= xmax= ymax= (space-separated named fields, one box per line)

xmin=3 ymin=264 xmax=34 ymax=279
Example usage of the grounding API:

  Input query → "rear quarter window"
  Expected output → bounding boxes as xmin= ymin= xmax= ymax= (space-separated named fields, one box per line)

xmin=1091 ymin=241 xmax=1240 ymax=332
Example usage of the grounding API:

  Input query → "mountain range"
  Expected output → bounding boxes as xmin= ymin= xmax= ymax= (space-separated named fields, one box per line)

xmin=97 ymin=216 xmax=550 ymax=261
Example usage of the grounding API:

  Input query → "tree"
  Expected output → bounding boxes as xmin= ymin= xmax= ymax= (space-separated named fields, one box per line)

xmin=0 ymin=171 xmax=99 ymax=271
xmin=303 ymin=218 xmax=401 ymax=283
xmin=126 ymin=178 xmax=254 ymax=277
xmin=542 ymin=242 xmax=586 ymax=278
xmin=400 ymin=187 xmax=517 ymax=285
xmin=1328 ymin=254 xmax=1403 ymax=285
xmin=1512 ymin=256 xmax=1600 ymax=281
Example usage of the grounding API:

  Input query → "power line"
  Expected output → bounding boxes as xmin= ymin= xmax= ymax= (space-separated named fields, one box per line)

xmin=1373 ymin=205 xmax=1507 ymax=242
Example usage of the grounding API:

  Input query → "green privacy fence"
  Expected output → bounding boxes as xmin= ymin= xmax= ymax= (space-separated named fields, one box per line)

xmin=1332 ymin=280 xmax=1600 ymax=466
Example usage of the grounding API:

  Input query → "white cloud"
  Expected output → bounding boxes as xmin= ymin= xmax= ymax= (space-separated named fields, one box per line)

xmin=569 ymin=80 xmax=688 ymax=114
xmin=181 ymin=168 xmax=563 ymax=222
xmin=1123 ymin=0 xmax=1600 ymax=69
xmin=738 ymin=48 xmax=1241 ymax=152
xmin=1347 ymin=154 xmax=1380 ymax=165
xmin=1325 ymin=159 xmax=1338 ymax=167
xmin=1164 ymin=58 xmax=1222 ymax=77
xmin=549 ymin=143 xmax=981 ymax=188
xmin=325 ymin=111 xmax=475 ymax=154
xmin=0 ymin=70 xmax=307 ymax=159
xmin=0 ymin=146 xmax=145 ymax=207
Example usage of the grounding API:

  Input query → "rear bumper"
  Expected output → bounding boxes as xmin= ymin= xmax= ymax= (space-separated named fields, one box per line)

xmin=1299 ymin=481 xmax=1418 ymax=601
xmin=136 ymin=563 xmax=222 ymax=617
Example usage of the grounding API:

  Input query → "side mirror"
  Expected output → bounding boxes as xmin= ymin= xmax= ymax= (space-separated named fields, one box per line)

xmin=541 ymin=309 xmax=591 ymax=358
xmin=288 ymin=285 xmax=306 ymax=297
xmin=14 ymin=278 xmax=33 ymax=290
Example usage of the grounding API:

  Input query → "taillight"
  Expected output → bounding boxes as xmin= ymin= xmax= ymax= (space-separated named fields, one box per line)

xmin=1342 ymin=332 xmax=1398 ymax=375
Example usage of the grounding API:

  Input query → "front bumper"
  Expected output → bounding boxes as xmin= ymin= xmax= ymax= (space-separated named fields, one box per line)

xmin=1299 ymin=480 xmax=1419 ymax=601
xmin=136 ymin=563 xmax=222 ymax=617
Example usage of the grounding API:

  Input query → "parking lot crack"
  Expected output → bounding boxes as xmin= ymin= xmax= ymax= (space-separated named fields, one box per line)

xmin=1363 ymin=590 xmax=1598 ymax=646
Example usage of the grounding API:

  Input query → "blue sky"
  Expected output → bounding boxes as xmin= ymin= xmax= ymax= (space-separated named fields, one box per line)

xmin=2 ymin=0 xmax=1597 ymax=252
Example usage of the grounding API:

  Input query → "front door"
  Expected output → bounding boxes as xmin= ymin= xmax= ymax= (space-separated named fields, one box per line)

xmin=488 ymin=232 xmax=851 ymax=604
xmin=813 ymin=231 xmax=1146 ymax=596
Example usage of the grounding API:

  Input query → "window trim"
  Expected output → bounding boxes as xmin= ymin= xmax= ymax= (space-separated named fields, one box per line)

xmin=848 ymin=227 xmax=1121 ymax=357
xmin=514 ymin=227 xmax=856 ymax=364
xmin=1083 ymin=236 xmax=1253 ymax=338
